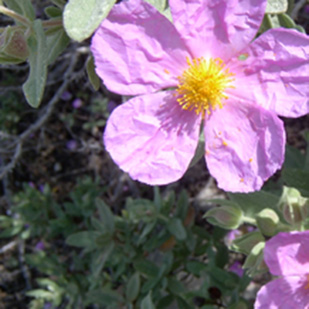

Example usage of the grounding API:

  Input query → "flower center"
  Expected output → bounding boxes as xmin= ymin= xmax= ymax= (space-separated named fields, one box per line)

xmin=176 ymin=57 xmax=235 ymax=117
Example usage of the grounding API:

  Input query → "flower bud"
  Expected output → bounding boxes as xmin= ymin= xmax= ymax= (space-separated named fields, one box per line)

xmin=256 ymin=208 xmax=279 ymax=237
xmin=278 ymin=186 xmax=309 ymax=225
xmin=231 ymin=231 xmax=264 ymax=255
xmin=243 ymin=241 xmax=267 ymax=275
xmin=204 ymin=206 xmax=243 ymax=230
xmin=0 ymin=26 xmax=29 ymax=64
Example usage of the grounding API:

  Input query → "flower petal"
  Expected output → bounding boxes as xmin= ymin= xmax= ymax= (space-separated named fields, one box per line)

xmin=255 ymin=276 xmax=309 ymax=309
xmin=204 ymin=101 xmax=285 ymax=192
xmin=104 ymin=91 xmax=201 ymax=185
xmin=169 ymin=0 xmax=266 ymax=60
xmin=229 ymin=28 xmax=309 ymax=117
xmin=91 ymin=0 xmax=190 ymax=95
xmin=264 ymin=231 xmax=309 ymax=276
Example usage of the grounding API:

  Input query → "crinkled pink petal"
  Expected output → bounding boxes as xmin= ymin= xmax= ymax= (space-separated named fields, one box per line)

xmin=104 ymin=91 xmax=201 ymax=185
xmin=91 ymin=0 xmax=190 ymax=96
xmin=228 ymin=28 xmax=309 ymax=118
xmin=169 ymin=0 xmax=266 ymax=61
xmin=254 ymin=276 xmax=309 ymax=309
xmin=204 ymin=101 xmax=285 ymax=192
xmin=264 ymin=231 xmax=309 ymax=276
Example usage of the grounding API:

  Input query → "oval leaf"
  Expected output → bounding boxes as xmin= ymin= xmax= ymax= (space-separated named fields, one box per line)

xmin=141 ymin=292 xmax=155 ymax=309
xmin=167 ymin=218 xmax=187 ymax=241
xmin=63 ymin=0 xmax=116 ymax=42
xmin=22 ymin=20 xmax=47 ymax=108
xmin=266 ymin=0 xmax=288 ymax=14
xmin=125 ymin=272 xmax=140 ymax=302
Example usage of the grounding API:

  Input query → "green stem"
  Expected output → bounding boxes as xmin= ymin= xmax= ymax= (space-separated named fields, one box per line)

xmin=0 ymin=5 xmax=31 ymax=27
xmin=42 ymin=18 xmax=63 ymax=29
xmin=242 ymin=216 xmax=256 ymax=225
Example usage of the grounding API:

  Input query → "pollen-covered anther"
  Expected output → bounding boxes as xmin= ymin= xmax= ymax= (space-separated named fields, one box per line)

xmin=176 ymin=57 xmax=235 ymax=116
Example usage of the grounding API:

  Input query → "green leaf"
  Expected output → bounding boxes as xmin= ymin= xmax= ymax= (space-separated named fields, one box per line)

xmin=51 ymin=0 xmax=66 ymax=8
xmin=22 ymin=20 xmax=47 ymax=108
xmin=133 ymin=259 xmax=159 ymax=278
xmin=277 ymin=13 xmax=296 ymax=28
xmin=86 ymin=287 xmax=124 ymax=306
xmin=209 ymin=266 xmax=239 ymax=289
xmin=141 ymin=292 xmax=155 ymax=309
xmin=3 ymin=0 xmax=35 ymax=21
xmin=167 ymin=218 xmax=187 ymax=241
xmin=282 ymin=168 xmax=309 ymax=197
xmin=259 ymin=14 xmax=280 ymax=33
xmin=86 ymin=55 xmax=101 ymax=91
xmin=167 ymin=277 xmax=185 ymax=295
xmin=46 ymin=27 xmax=70 ymax=65
xmin=125 ymin=272 xmax=140 ymax=302
xmin=26 ymin=289 xmax=54 ymax=300
xmin=176 ymin=297 xmax=192 ymax=309
xmin=228 ymin=190 xmax=280 ymax=219
xmin=44 ymin=6 xmax=62 ymax=18
xmin=284 ymin=145 xmax=306 ymax=169
xmin=137 ymin=221 xmax=156 ymax=245
xmin=0 ymin=54 xmax=26 ymax=64
xmin=295 ymin=25 xmax=306 ymax=34
xmin=0 ymin=225 xmax=23 ymax=238
xmin=145 ymin=0 xmax=171 ymax=20
xmin=91 ymin=243 xmax=114 ymax=277
xmin=96 ymin=198 xmax=115 ymax=234
xmin=63 ymin=0 xmax=117 ymax=42
xmin=266 ymin=0 xmax=288 ymax=14
xmin=157 ymin=295 xmax=175 ymax=308
xmin=186 ymin=260 xmax=207 ymax=276
xmin=65 ymin=230 xmax=100 ymax=249
xmin=145 ymin=0 xmax=167 ymax=12
xmin=175 ymin=190 xmax=188 ymax=220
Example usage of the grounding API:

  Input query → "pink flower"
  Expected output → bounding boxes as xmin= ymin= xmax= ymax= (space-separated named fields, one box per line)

xmin=91 ymin=0 xmax=309 ymax=192
xmin=255 ymin=231 xmax=309 ymax=309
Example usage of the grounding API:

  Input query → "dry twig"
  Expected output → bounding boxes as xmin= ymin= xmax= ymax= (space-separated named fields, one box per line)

xmin=0 ymin=50 xmax=79 ymax=180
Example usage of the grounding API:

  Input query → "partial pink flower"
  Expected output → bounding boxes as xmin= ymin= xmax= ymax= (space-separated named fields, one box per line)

xmin=91 ymin=0 xmax=309 ymax=192
xmin=229 ymin=261 xmax=244 ymax=277
xmin=255 ymin=231 xmax=309 ymax=309
xmin=224 ymin=229 xmax=241 ymax=246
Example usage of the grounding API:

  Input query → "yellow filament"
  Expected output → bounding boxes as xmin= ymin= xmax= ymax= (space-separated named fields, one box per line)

xmin=176 ymin=57 xmax=235 ymax=117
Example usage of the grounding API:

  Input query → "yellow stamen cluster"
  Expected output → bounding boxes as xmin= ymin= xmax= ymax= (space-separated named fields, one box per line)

xmin=176 ymin=57 xmax=235 ymax=117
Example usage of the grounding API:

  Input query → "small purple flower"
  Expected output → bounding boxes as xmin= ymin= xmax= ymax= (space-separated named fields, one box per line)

xmin=107 ymin=100 xmax=118 ymax=113
xmin=61 ymin=91 xmax=72 ymax=101
xmin=35 ymin=241 xmax=45 ymax=251
xmin=39 ymin=184 xmax=45 ymax=193
xmin=44 ymin=302 xmax=52 ymax=309
xmin=255 ymin=231 xmax=309 ymax=308
xmin=28 ymin=182 xmax=35 ymax=188
xmin=72 ymin=98 xmax=83 ymax=109
xmin=224 ymin=229 xmax=241 ymax=246
xmin=304 ymin=5 xmax=309 ymax=14
xmin=66 ymin=140 xmax=78 ymax=150
xmin=229 ymin=261 xmax=244 ymax=277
